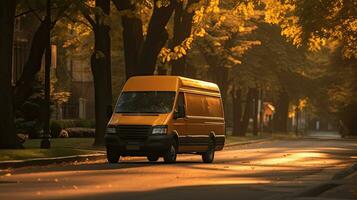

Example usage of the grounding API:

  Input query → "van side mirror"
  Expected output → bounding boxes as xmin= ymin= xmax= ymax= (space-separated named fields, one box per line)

xmin=174 ymin=105 xmax=185 ymax=119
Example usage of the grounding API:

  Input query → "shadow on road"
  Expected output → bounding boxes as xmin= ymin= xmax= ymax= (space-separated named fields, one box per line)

xmin=59 ymin=183 xmax=281 ymax=200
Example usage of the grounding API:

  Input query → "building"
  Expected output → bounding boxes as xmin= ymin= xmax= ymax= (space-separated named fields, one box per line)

xmin=12 ymin=15 xmax=95 ymax=120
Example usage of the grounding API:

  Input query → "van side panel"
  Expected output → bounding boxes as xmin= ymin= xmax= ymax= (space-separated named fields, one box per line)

xmin=182 ymin=91 xmax=225 ymax=152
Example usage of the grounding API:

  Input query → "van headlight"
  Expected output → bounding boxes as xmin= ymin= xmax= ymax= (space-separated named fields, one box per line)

xmin=151 ymin=126 xmax=167 ymax=135
xmin=106 ymin=127 xmax=116 ymax=134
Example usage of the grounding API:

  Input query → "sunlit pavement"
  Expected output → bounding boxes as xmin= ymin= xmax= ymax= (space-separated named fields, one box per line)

xmin=0 ymin=138 xmax=357 ymax=200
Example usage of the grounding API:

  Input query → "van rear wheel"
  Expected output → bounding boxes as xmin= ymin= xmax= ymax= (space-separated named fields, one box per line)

xmin=202 ymin=138 xmax=215 ymax=163
xmin=164 ymin=140 xmax=177 ymax=163
xmin=106 ymin=146 xmax=120 ymax=164
xmin=147 ymin=155 xmax=160 ymax=162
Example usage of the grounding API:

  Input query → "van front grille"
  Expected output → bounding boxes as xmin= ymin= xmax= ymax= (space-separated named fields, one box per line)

xmin=116 ymin=125 xmax=152 ymax=141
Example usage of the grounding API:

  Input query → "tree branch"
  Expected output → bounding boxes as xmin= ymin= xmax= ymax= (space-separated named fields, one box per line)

xmin=25 ymin=0 xmax=43 ymax=22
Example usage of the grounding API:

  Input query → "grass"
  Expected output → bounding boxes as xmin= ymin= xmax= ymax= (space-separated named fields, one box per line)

xmin=225 ymin=133 xmax=265 ymax=144
xmin=0 ymin=138 xmax=104 ymax=162
xmin=0 ymin=133 xmax=286 ymax=162
xmin=23 ymin=138 xmax=101 ymax=150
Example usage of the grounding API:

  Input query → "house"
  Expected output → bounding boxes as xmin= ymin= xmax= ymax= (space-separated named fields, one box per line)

xmin=12 ymin=15 xmax=95 ymax=120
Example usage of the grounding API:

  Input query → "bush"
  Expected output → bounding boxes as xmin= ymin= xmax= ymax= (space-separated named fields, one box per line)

xmin=15 ymin=118 xmax=42 ymax=139
xmin=75 ymin=120 xmax=95 ymax=128
xmin=66 ymin=128 xmax=95 ymax=138
xmin=50 ymin=119 xmax=95 ymax=138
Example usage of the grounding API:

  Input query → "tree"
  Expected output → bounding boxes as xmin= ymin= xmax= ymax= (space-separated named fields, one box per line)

xmin=14 ymin=0 xmax=72 ymax=107
xmin=0 ymin=0 xmax=21 ymax=149
xmin=225 ymin=20 xmax=314 ymax=134
xmin=80 ymin=0 xmax=112 ymax=145
xmin=112 ymin=0 xmax=177 ymax=78
xmin=264 ymin=0 xmax=357 ymax=59
xmin=113 ymin=0 xmax=223 ymax=78
xmin=170 ymin=0 xmax=199 ymax=76
xmin=264 ymin=0 xmax=357 ymax=133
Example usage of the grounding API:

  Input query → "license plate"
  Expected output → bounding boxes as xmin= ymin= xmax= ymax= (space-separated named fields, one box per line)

xmin=126 ymin=145 xmax=140 ymax=150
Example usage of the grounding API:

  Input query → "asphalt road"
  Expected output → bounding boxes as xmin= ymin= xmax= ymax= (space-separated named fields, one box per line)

xmin=1 ymin=137 xmax=357 ymax=200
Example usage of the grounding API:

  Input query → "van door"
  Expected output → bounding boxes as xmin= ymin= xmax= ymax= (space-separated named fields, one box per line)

xmin=172 ymin=92 xmax=187 ymax=152
xmin=185 ymin=93 xmax=209 ymax=152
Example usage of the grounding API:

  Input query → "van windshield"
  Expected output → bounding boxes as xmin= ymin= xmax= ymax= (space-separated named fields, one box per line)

xmin=115 ymin=91 xmax=176 ymax=114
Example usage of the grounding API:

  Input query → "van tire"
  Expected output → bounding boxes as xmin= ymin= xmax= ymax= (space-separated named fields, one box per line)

xmin=202 ymin=138 xmax=215 ymax=163
xmin=106 ymin=146 xmax=120 ymax=164
xmin=147 ymin=155 xmax=160 ymax=162
xmin=164 ymin=140 xmax=177 ymax=163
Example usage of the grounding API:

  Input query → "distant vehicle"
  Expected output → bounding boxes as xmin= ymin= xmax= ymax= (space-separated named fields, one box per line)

xmin=105 ymin=76 xmax=225 ymax=164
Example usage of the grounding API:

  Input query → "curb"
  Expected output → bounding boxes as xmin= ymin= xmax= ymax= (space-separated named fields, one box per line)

xmin=0 ymin=153 xmax=106 ymax=169
xmin=224 ymin=138 xmax=271 ymax=148
xmin=292 ymin=162 xmax=357 ymax=198
xmin=0 ymin=138 xmax=271 ymax=169
xmin=332 ymin=163 xmax=357 ymax=180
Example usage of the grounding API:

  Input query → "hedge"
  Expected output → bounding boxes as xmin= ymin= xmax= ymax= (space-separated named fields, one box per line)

xmin=50 ymin=119 xmax=95 ymax=138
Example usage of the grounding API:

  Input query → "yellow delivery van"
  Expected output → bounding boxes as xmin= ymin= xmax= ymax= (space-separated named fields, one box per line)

xmin=105 ymin=76 xmax=225 ymax=163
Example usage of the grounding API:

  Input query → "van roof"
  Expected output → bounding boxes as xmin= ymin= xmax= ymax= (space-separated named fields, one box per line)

xmin=123 ymin=76 xmax=220 ymax=93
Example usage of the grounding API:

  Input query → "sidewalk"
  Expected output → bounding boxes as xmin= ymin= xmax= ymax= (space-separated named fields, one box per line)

xmin=319 ymin=170 xmax=357 ymax=200
xmin=289 ymin=163 xmax=357 ymax=200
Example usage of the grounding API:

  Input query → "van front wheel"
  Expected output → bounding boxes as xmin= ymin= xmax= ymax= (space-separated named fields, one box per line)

xmin=202 ymin=138 xmax=215 ymax=163
xmin=164 ymin=140 xmax=177 ymax=163
xmin=106 ymin=146 xmax=120 ymax=164
xmin=147 ymin=155 xmax=160 ymax=162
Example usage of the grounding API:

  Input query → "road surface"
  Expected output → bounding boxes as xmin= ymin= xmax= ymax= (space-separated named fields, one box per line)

xmin=1 ymin=138 xmax=356 ymax=200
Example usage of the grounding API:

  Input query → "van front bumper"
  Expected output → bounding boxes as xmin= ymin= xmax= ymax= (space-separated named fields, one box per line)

xmin=104 ymin=134 xmax=172 ymax=156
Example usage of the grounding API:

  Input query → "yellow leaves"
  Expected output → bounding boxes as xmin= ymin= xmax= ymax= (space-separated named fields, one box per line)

xmin=230 ymin=41 xmax=261 ymax=56
xmin=298 ymin=98 xmax=308 ymax=110
xmin=213 ymin=41 xmax=221 ymax=47
xmin=85 ymin=0 xmax=95 ymax=8
xmin=290 ymin=98 xmax=308 ymax=117
xmin=155 ymin=0 xmax=170 ymax=8
xmin=193 ymin=7 xmax=205 ymax=24
xmin=227 ymin=56 xmax=242 ymax=65
xmin=308 ymin=33 xmax=326 ymax=52
xmin=60 ymin=18 xmax=92 ymax=51
xmin=159 ymin=36 xmax=194 ymax=63
xmin=156 ymin=1 xmax=162 ymax=8
xmin=264 ymin=0 xmax=302 ymax=47
xmin=342 ymin=19 xmax=357 ymax=58
xmin=52 ymin=92 xmax=71 ymax=105
xmin=195 ymin=28 xmax=206 ymax=37
xmin=234 ymin=2 xmax=255 ymax=19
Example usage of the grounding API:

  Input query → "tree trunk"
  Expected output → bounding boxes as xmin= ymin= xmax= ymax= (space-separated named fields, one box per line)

xmin=112 ymin=0 xmax=143 ymax=79
xmin=137 ymin=0 xmax=176 ymax=75
xmin=231 ymin=86 xmax=243 ymax=136
xmin=274 ymin=90 xmax=289 ymax=132
xmin=0 ymin=0 xmax=21 ymax=149
xmin=14 ymin=18 xmax=50 ymax=107
xmin=239 ymin=88 xmax=254 ymax=135
xmin=121 ymin=18 xmax=143 ymax=79
xmin=171 ymin=0 xmax=197 ymax=76
xmin=252 ymin=88 xmax=259 ymax=136
xmin=92 ymin=0 xmax=112 ymax=146
xmin=295 ymin=107 xmax=299 ymax=134
xmin=113 ymin=0 xmax=176 ymax=77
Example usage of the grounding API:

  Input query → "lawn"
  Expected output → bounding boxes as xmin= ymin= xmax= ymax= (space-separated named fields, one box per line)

xmin=0 ymin=138 xmax=104 ymax=162
xmin=23 ymin=138 xmax=100 ymax=149
xmin=0 ymin=135 xmax=272 ymax=162
xmin=225 ymin=133 xmax=266 ymax=144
